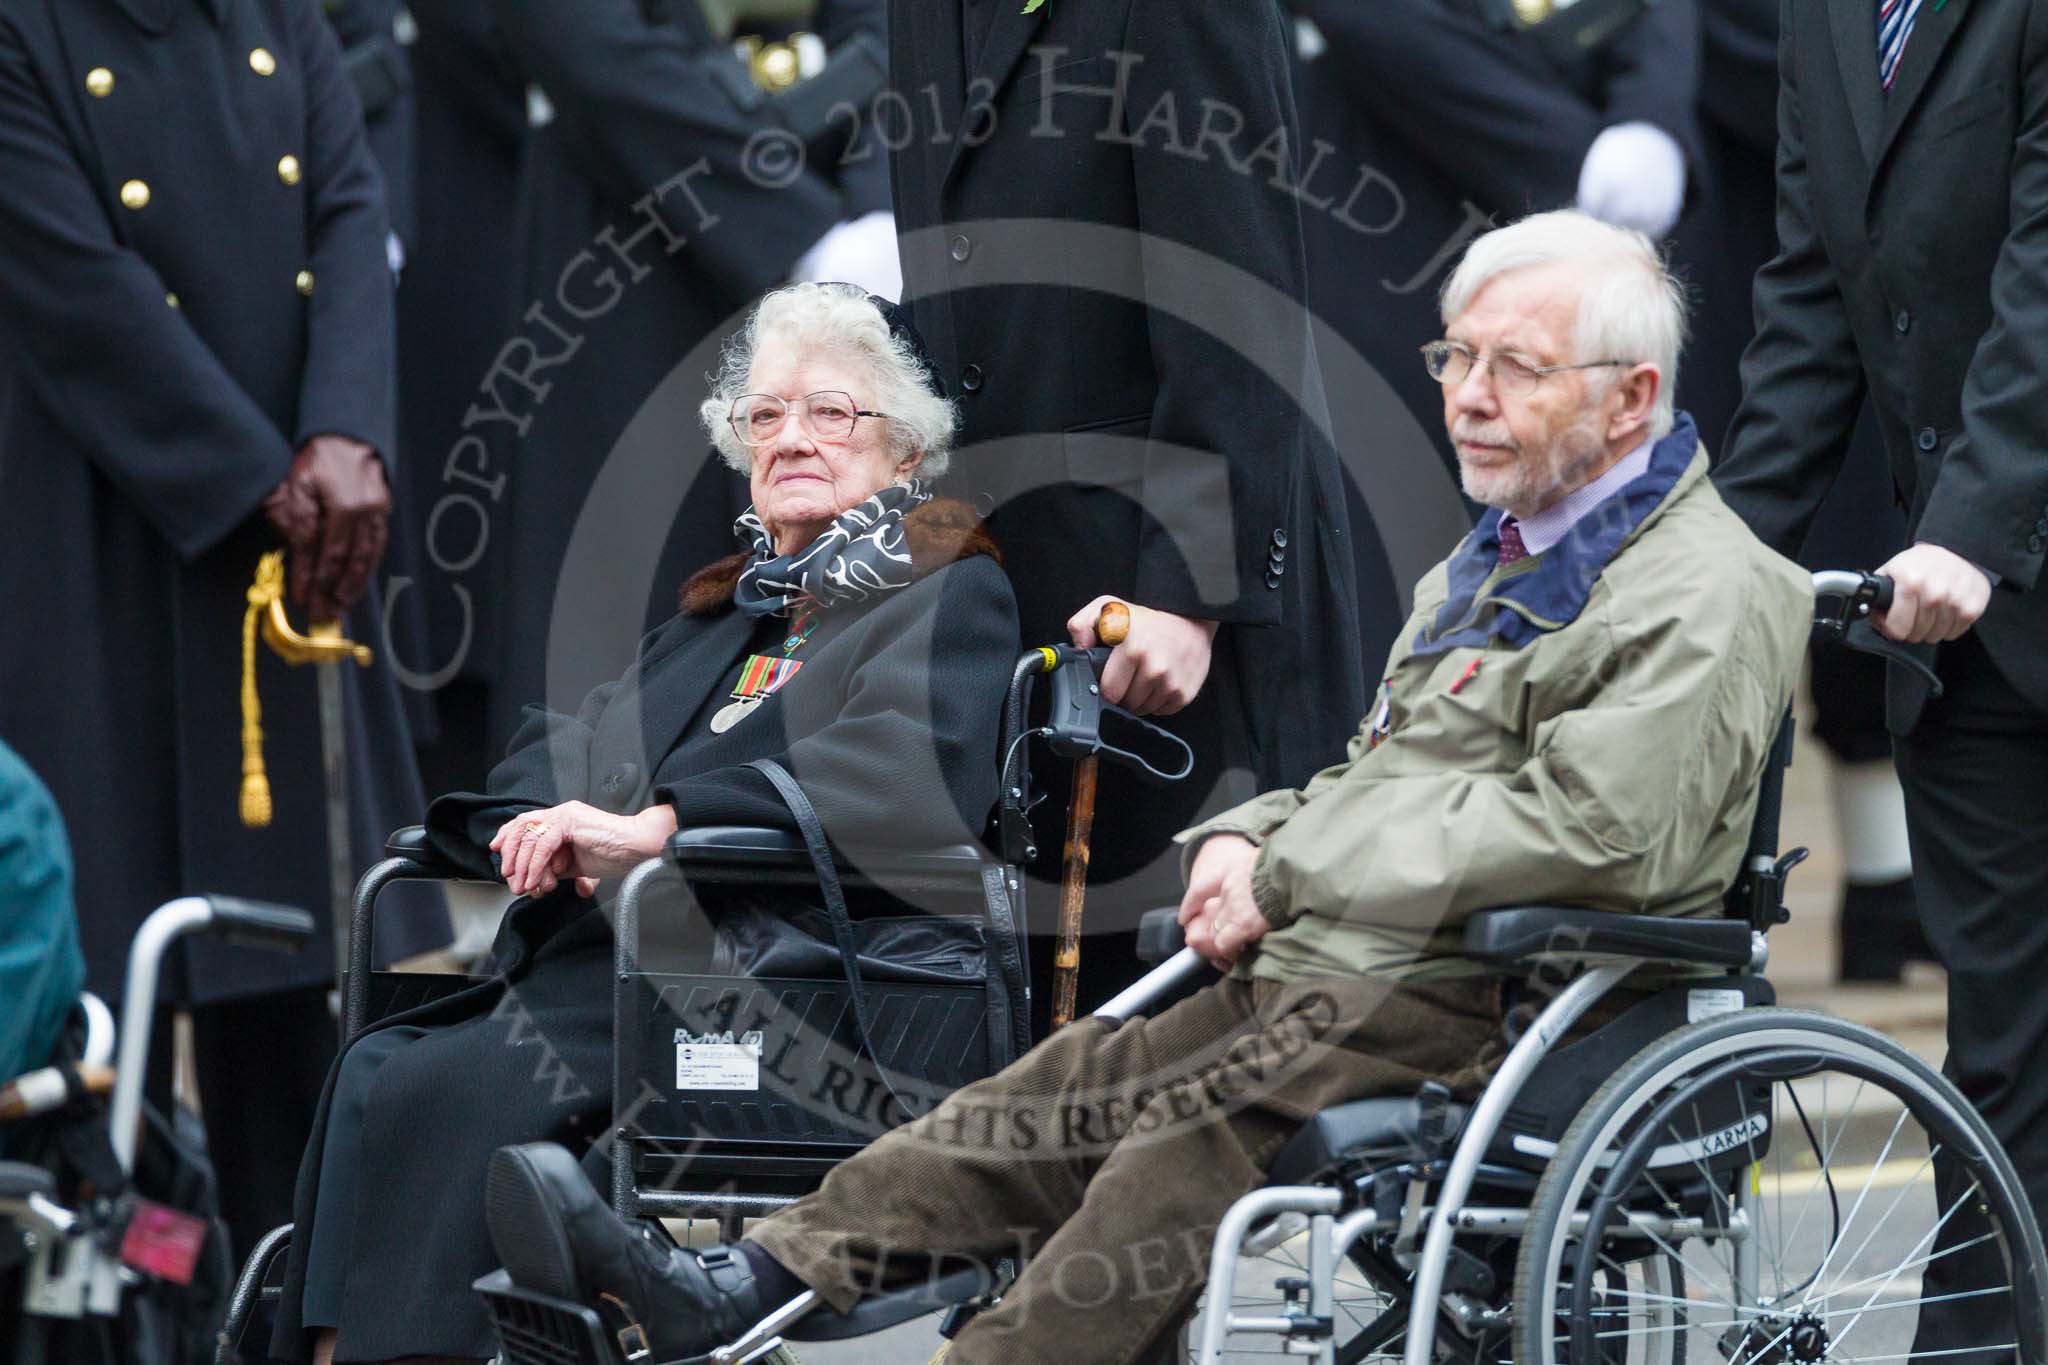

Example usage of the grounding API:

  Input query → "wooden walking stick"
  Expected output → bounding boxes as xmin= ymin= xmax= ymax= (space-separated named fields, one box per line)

xmin=1051 ymin=600 xmax=1130 ymax=1028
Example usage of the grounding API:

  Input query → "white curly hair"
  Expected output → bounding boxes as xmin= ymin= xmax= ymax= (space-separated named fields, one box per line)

xmin=699 ymin=282 xmax=959 ymax=478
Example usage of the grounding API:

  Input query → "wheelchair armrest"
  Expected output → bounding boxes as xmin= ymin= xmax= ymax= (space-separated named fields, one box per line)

xmin=665 ymin=824 xmax=811 ymax=870
xmin=203 ymin=896 xmax=316 ymax=951
xmin=382 ymin=824 xmax=474 ymax=878
xmin=664 ymin=825 xmax=992 ymax=892
xmin=1461 ymin=906 xmax=1756 ymax=970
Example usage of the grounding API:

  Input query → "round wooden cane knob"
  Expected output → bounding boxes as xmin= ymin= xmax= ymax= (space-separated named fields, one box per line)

xmin=1096 ymin=600 xmax=1131 ymax=647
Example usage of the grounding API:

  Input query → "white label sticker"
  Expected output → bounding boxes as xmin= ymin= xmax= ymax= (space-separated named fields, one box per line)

xmin=1687 ymin=988 xmax=1747 ymax=1023
xmin=675 ymin=1035 xmax=761 ymax=1091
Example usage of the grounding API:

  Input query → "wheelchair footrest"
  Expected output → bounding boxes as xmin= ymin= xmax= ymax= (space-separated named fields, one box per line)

xmin=782 ymin=1263 xmax=993 ymax=1342
xmin=476 ymin=1269 xmax=638 ymax=1365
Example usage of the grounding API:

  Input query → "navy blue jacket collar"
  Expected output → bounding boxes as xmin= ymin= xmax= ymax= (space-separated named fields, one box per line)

xmin=1414 ymin=413 xmax=1701 ymax=657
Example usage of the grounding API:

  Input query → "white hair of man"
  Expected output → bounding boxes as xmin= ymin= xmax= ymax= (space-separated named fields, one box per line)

xmin=1439 ymin=209 xmax=1688 ymax=439
xmin=700 ymin=281 xmax=960 ymax=478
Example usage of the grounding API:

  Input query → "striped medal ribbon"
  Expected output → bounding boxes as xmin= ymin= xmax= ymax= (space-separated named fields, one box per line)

xmin=709 ymin=652 xmax=808 ymax=734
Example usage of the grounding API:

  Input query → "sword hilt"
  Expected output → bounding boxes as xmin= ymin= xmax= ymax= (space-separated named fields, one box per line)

xmin=238 ymin=551 xmax=373 ymax=828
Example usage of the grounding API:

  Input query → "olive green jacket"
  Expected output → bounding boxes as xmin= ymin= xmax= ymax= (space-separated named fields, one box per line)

xmin=1181 ymin=440 xmax=1811 ymax=982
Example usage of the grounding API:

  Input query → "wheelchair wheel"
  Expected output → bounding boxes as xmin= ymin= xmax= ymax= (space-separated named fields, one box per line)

xmin=1514 ymin=1008 xmax=2048 ymax=1365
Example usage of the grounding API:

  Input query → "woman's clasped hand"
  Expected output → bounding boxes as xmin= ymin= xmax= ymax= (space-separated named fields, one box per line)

xmin=488 ymin=802 xmax=680 ymax=900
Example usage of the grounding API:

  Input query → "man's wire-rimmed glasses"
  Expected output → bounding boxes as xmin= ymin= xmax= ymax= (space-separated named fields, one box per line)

xmin=1420 ymin=339 xmax=1633 ymax=396
xmin=729 ymin=390 xmax=891 ymax=446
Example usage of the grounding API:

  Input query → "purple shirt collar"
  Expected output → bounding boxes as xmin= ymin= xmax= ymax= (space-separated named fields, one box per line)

xmin=1506 ymin=436 xmax=1655 ymax=557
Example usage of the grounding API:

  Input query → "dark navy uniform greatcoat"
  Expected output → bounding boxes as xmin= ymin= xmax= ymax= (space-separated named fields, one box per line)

xmin=0 ymin=0 xmax=442 ymax=1005
xmin=322 ymin=0 xmax=413 ymax=247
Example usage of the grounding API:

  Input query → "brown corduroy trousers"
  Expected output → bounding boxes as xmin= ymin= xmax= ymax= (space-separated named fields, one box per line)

xmin=749 ymin=972 xmax=1509 ymax=1364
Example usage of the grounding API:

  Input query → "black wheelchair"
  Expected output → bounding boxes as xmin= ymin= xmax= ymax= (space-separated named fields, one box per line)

xmin=213 ymin=629 xmax=1182 ymax=1362
xmin=229 ymin=571 xmax=2048 ymax=1365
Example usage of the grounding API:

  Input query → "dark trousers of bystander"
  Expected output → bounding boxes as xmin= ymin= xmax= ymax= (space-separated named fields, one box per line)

xmin=1895 ymin=630 xmax=2048 ymax=1357
xmin=149 ymin=985 xmax=338 ymax=1269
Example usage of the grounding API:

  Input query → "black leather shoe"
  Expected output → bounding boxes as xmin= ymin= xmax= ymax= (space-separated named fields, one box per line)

xmin=485 ymin=1142 xmax=770 ymax=1360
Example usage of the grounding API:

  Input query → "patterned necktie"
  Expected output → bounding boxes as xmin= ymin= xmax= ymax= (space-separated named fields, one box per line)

xmin=1879 ymin=0 xmax=1925 ymax=91
xmin=1497 ymin=517 xmax=1529 ymax=566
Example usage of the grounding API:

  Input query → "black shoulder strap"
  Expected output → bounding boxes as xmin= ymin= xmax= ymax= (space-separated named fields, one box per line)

xmin=745 ymin=758 xmax=918 ymax=1120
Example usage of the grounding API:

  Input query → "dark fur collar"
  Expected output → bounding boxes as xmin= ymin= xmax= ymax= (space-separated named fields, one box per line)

xmin=680 ymin=496 xmax=1001 ymax=616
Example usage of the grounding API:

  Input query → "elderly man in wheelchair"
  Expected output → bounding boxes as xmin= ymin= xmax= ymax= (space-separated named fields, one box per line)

xmin=468 ymin=211 xmax=2047 ymax=1365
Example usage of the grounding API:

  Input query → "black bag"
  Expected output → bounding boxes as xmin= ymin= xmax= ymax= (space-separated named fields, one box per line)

xmin=611 ymin=760 xmax=1028 ymax=1194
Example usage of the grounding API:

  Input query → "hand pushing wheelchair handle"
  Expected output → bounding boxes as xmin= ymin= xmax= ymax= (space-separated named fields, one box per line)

xmin=995 ymin=640 xmax=1196 ymax=864
xmin=1042 ymin=643 xmax=1196 ymax=780
xmin=1810 ymin=569 xmax=1944 ymax=698
xmin=1811 ymin=569 xmax=1894 ymax=628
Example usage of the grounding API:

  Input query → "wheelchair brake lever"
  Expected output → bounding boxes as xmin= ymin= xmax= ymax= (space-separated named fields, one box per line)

xmin=1840 ymin=619 xmax=1945 ymax=700
xmin=1041 ymin=645 xmax=1195 ymax=782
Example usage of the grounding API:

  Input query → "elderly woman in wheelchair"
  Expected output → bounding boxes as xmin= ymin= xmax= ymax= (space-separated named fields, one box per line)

xmin=472 ymin=214 xmax=2047 ymax=1365
xmin=264 ymin=282 xmax=1020 ymax=1365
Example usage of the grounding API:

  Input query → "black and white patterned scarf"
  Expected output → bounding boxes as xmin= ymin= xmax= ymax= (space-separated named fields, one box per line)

xmin=731 ymin=479 xmax=933 ymax=617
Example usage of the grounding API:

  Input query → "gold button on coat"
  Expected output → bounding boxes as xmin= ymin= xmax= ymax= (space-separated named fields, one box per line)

xmin=85 ymin=67 xmax=114 ymax=98
xmin=119 ymin=179 xmax=150 ymax=210
xmin=165 ymin=292 xmax=179 ymax=309
xmin=277 ymin=154 xmax=301 ymax=186
xmin=248 ymin=47 xmax=276 ymax=76
xmin=295 ymin=270 xmax=315 ymax=296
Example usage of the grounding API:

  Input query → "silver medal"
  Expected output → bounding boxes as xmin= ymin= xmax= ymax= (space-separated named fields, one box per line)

xmin=709 ymin=695 xmax=765 ymax=734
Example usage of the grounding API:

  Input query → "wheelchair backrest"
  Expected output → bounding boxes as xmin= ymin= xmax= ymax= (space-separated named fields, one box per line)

xmin=1720 ymin=710 xmax=1798 ymax=928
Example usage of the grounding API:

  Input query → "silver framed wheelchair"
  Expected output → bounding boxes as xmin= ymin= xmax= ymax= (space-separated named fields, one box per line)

xmin=1178 ymin=570 xmax=2048 ymax=1363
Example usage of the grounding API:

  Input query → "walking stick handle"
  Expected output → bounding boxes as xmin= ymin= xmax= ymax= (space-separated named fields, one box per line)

xmin=1095 ymin=600 xmax=1131 ymax=647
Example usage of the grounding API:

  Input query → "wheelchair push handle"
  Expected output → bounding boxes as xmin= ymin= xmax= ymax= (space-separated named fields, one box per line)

xmin=204 ymin=895 xmax=318 ymax=952
xmin=1811 ymin=569 xmax=1894 ymax=624
xmin=1037 ymin=616 xmax=1196 ymax=781
xmin=1809 ymin=569 xmax=1942 ymax=697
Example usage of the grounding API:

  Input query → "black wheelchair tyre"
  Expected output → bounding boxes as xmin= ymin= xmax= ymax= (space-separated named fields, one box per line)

xmin=1513 ymin=1007 xmax=2048 ymax=1365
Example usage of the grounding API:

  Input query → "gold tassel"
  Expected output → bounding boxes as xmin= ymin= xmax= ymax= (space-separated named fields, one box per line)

xmin=238 ymin=554 xmax=280 ymax=828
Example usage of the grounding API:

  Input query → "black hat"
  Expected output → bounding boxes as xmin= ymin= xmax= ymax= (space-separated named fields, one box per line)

xmin=865 ymin=292 xmax=949 ymax=401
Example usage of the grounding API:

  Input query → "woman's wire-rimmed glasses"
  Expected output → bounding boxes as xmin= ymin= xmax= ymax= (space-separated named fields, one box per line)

xmin=729 ymin=390 xmax=891 ymax=446
xmin=1420 ymin=339 xmax=1633 ymax=396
